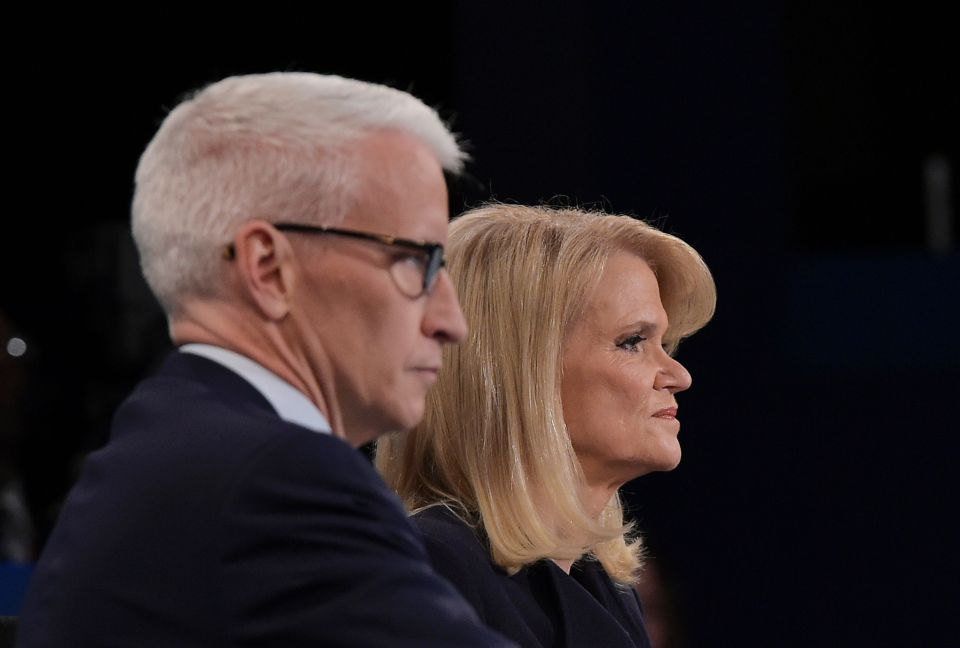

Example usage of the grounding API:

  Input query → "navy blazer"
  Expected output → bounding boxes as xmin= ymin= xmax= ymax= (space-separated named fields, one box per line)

xmin=413 ymin=506 xmax=652 ymax=648
xmin=18 ymin=352 xmax=513 ymax=647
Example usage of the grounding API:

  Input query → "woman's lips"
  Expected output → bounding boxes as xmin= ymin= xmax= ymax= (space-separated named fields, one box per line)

xmin=652 ymin=407 xmax=678 ymax=419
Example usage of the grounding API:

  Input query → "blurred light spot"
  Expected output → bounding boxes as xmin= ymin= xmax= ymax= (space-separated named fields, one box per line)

xmin=6 ymin=337 xmax=27 ymax=357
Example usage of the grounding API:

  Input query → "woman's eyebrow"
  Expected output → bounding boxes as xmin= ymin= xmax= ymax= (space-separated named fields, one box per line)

xmin=621 ymin=319 xmax=664 ymax=335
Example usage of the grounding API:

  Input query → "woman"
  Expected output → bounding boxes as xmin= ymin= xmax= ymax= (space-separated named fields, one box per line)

xmin=377 ymin=205 xmax=716 ymax=647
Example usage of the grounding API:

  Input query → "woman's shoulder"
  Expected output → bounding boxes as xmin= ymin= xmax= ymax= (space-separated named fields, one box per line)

xmin=411 ymin=504 xmax=490 ymax=564
xmin=412 ymin=503 xmax=475 ymax=532
xmin=410 ymin=504 xmax=511 ymax=615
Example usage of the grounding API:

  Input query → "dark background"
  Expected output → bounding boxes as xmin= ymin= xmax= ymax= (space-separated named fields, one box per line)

xmin=2 ymin=3 xmax=958 ymax=646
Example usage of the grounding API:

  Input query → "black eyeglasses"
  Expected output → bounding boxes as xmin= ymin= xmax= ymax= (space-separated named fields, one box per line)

xmin=222 ymin=222 xmax=446 ymax=298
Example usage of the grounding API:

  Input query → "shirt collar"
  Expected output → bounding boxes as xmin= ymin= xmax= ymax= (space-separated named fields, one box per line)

xmin=179 ymin=343 xmax=331 ymax=435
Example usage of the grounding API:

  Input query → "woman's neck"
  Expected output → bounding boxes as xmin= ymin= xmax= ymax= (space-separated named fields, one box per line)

xmin=549 ymin=480 xmax=623 ymax=575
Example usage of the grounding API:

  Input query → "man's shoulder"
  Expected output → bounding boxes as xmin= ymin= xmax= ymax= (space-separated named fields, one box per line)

xmin=223 ymin=419 xmax=401 ymax=515
xmin=88 ymin=352 xmax=378 ymax=522
xmin=110 ymin=351 xmax=340 ymax=457
xmin=121 ymin=351 xmax=276 ymax=427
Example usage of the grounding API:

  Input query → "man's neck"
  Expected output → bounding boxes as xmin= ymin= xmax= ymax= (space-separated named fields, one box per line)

xmin=169 ymin=302 xmax=345 ymax=441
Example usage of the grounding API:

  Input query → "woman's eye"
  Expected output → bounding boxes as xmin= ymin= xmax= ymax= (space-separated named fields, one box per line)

xmin=617 ymin=335 xmax=645 ymax=352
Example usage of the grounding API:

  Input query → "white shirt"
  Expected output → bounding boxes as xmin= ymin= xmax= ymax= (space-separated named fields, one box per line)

xmin=179 ymin=343 xmax=331 ymax=435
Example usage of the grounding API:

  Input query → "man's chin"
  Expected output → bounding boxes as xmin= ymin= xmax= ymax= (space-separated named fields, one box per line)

xmin=372 ymin=401 xmax=427 ymax=438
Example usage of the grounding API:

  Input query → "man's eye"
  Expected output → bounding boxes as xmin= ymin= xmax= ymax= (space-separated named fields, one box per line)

xmin=395 ymin=252 xmax=427 ymax=268
xmin=616 ymin=335 xmax=645 ymax=352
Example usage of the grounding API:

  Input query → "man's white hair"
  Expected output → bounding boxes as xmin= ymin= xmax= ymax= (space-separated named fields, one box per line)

xmin=132 ymin=72 xmax=466 ymax=315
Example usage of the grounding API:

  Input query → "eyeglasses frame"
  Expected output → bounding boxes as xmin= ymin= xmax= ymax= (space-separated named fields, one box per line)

xmin=222 ymin=221 xmax=446 ymax=297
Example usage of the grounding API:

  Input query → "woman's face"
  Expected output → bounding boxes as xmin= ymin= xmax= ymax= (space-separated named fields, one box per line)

xmin=561 ymin=251 xmax=692 ymax=489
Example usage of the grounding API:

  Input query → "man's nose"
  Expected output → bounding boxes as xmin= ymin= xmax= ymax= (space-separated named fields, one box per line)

xmin=422 ymin=271 xmax=468 ymax=343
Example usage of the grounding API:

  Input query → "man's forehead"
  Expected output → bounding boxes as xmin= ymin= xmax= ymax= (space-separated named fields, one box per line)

xmin=340 ymin=131 xmax=450 ymax=242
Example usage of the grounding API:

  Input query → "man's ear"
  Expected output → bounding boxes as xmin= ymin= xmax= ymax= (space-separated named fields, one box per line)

xmin=230 ymin=220 xmax=297 ymax=321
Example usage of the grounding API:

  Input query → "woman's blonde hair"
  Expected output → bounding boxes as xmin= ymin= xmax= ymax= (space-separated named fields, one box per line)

xmin=376 ymin=204 xmax=716 ymax=585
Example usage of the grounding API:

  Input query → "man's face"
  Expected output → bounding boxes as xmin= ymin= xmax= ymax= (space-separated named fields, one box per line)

xmin=290 ymin=130 xmax=467 ymax=445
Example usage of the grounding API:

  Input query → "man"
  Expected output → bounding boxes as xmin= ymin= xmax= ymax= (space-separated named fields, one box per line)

xmin=18 ymin=73 xmax=514 ymax=646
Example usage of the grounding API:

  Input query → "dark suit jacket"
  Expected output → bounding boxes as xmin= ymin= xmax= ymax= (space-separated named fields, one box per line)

xmin=413 ymin=506 xmax=652 ymax=648
xmin=18 ymin=352 xmax=513 ymax=647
